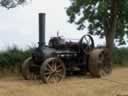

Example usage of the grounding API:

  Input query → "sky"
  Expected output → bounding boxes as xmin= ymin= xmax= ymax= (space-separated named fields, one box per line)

xmin=0 ymin=0 xmax=106 ymax=50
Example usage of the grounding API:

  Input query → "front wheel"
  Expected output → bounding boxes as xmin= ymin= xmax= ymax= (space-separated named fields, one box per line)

xmin=88 ymin=48 xmax=112 ymax=77
xmin=40 ymin=57 xmax=66 ymax=83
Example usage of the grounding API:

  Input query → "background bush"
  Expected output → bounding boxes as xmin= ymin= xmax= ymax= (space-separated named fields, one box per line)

xmin=0 ymin=46 xmax=31 ymax=74
xmin=0 ymin=46 xmax=127 ymax=74
xmin=112 ymin=47 xmax=128 ymax=67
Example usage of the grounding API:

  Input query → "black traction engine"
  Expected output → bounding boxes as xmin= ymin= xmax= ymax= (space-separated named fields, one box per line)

xmin=21 ymin=13 xmax=112 ymax=83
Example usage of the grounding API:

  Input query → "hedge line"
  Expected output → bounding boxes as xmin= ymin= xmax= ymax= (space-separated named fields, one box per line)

xmin=0 ymin=47 xmax=127 ymax=73
xmin=112 ymin=47 xmax=128 ymax=67
xmin=0 ymin=47 xmax=31 ymax=73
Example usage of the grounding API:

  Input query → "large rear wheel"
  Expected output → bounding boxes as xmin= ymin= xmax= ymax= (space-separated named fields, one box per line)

xmin=40 ymin=57 xmax=66 ymax=83
xmin=89 ymin=48 xmax=112 ymax=77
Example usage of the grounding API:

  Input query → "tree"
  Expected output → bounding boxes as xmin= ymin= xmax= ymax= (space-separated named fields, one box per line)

xmin=66 ymin=0 xmax=128 ymax=54
xmin=0 ymin=0 xmax=29 ymax=9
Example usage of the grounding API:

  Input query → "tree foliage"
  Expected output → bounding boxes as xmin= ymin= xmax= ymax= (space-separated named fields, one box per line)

xmin=0 ymin=0 xmax=29 ymax=9
xmin=66 ymin=0 xmax=128 ymax=45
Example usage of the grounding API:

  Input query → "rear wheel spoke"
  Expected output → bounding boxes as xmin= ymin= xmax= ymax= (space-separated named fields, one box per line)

xmin=56 ymin=72 xmax=64 ymax=78
xmin=56 ymin=69 xmax=63 ymax=73
xmin=44 ymin=71 xmax=52 ymax=76
xmin=46 ymin=74 xmax=52 ymax=81
xmin=40 ymin=58 xmax=65 ymax=83
xmin=47 ymin=64 xmax=54 ymax=72
xmin=57 ymin=64 xmax=63 ymax=69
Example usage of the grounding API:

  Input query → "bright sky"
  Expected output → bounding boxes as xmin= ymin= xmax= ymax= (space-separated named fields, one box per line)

xmin=0 ymin=0 xmax=105 ymax=50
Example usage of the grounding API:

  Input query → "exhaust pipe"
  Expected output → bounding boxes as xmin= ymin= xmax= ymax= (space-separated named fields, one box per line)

xmin=38 ymin=13 xmax=45 ymax=48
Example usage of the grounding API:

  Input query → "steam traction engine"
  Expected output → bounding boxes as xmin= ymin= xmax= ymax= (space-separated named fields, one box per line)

xmin=21 ymin=13 xmax=112 ymax=83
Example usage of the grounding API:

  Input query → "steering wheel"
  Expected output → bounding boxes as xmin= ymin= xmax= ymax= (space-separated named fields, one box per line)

xmin=79 ymin=35 xmax=94 ymax=51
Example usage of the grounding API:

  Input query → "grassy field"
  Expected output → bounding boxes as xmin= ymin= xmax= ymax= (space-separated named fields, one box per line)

xmin=0 ymin=47 xmax=127 ymax=96
xmin=0 ymin=68 xmax=128 ymax=96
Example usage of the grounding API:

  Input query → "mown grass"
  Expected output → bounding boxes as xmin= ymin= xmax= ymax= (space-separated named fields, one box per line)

xmin=0 ymin=46 xmax=127 ymax=75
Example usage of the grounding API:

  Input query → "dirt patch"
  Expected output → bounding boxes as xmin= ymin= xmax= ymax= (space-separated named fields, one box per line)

xmin=0 ymin=68 xmax=128 ymax=96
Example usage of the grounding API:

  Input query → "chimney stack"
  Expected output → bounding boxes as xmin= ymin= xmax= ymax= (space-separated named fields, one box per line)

xmin=38 ymin=13 xmax=45 ymax=48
